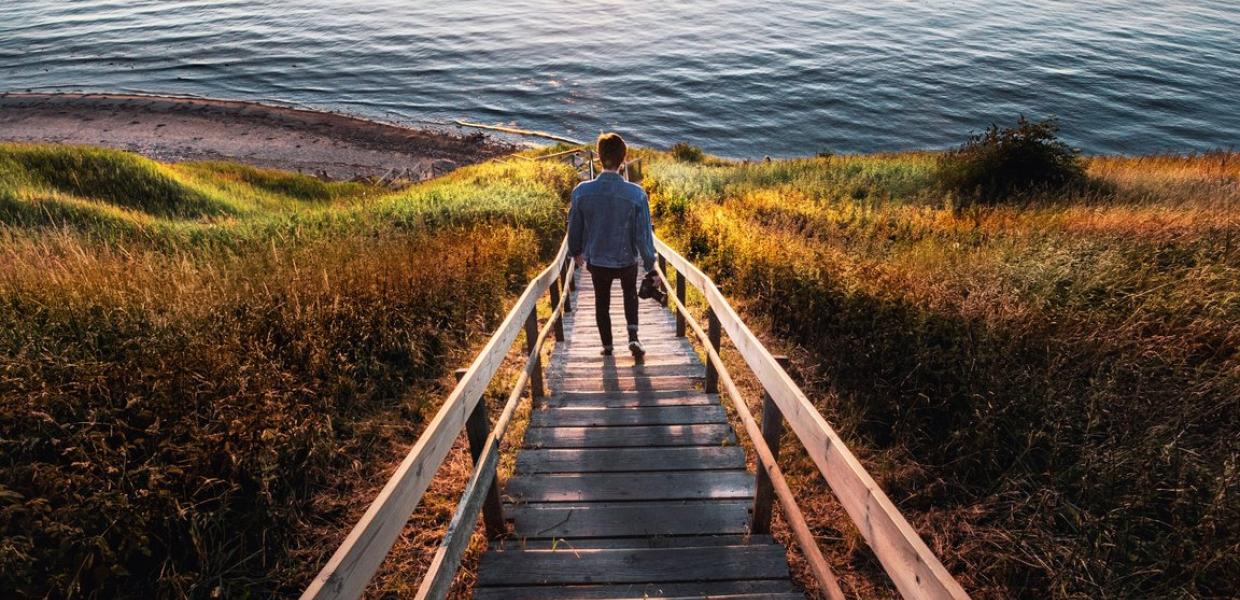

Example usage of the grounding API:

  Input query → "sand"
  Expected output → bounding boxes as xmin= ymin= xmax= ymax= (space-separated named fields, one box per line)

xmin=0 ymin=92 xmax=515 ymax=180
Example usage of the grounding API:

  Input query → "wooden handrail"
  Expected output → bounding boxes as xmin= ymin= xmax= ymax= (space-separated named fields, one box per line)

xmin=533 ymin=147 xmax=588 ymax=161
xmin=653 ymin=265 xmax=846 ymax=600
xmin=654 ymin=238 xmax=970 ymax=600
xmin=413 ymin=258 xmax=578 ymax=600
xmin=301 ymin=240 xmax=571 ymax=600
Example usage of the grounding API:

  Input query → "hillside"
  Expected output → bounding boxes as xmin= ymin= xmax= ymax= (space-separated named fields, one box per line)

xmin=2 ymin=142 xmax=1236 ymax=599
xmin=641 ymin=149 xmax=1238 ymax=598
xmin=0 ymin=144 xmax=576 ymax=597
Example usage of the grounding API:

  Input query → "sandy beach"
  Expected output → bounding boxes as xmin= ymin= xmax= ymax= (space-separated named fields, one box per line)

xmin=0 ymin=92 xmax=515 ymax=181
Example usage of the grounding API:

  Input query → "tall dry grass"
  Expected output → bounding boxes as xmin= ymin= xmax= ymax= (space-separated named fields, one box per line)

xmin=648 ymin=151 xmax=1239 ymax=598
xmin=0 ymin=144 xmax=576 ymax=598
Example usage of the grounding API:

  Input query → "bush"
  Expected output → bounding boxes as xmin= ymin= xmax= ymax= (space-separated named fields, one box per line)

xmin=670 ymin=142 xmax=704 ymax=163
xmin=937 ymin=117 xmax=1084 ymax=203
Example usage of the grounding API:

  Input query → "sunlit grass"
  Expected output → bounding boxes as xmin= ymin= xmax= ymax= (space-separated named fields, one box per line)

xmin=3 ymin=141 xmax=1236 ymax=599
xmin=0 ymin=144 xmax=576 ymax=598
xmin=647 ymin=151 xmax=1239 ymax=599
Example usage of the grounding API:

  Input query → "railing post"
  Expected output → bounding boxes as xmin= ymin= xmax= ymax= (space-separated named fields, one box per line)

xmin=561 ymin=258 xmax=573 ymax=313
xmin=458 ymin=369 xmax=506 ymax=538
xmin=704 ymin=305 xmax=721 ymax=394
xmin=657 ymin=255 xmax=668 ymax=307
xmin=751 ymin=356 xmax=790 ymax=535
xmin=549 ymin=279 xmax=565 ymax=342
xmin=524 ymin=310 xmax=545 ymax=399
xmin=675 ymin=269 xmax=687 ymax=338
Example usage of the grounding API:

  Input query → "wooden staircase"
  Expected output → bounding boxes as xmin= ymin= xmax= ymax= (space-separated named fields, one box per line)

xmin=473 ymin=268 xmax=801 ymax=598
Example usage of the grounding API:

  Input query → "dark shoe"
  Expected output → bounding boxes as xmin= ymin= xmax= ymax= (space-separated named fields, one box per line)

xmin=600 ymin=346 xmax=613 ymax=356
xmin=628 ymin=340 xmax=645 ymax=358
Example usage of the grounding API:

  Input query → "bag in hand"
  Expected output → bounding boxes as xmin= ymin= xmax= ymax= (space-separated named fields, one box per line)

xmin=638 ymin=269 xmax=667 ymax=304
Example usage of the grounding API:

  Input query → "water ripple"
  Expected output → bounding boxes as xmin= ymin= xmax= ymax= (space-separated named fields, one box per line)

xmin=2 ymin=0 xmax=1238 ymax=156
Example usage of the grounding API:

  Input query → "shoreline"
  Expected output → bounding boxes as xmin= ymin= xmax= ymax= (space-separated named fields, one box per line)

xmin=0 ymin=92 xmax=518 ymax=181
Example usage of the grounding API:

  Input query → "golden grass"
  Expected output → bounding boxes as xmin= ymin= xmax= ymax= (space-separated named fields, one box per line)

xmin=648 ymin=152 xmax=1239 ymax=599
xmin=0 ymin=145 xmax=576 ymax=598
xmin=4 ymin=142 xmax=1237 ymax=599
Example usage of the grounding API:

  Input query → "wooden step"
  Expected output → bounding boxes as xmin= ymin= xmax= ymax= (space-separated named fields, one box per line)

xmin=475 ymin=544 xmax=791 ymax=586
xmin=522 ymin=423 xmax=737 ymax=448
xmin=503 ymin=534 xmax=777 ymax=550
xmin=505 ymin=500 xmax=754 ymax=539
xmin=476 ymin=583 xmax=799 ymax=600
xmin=555 ymin=363 xmax=704 ymax=378
xmin=529 ymin=405 xmax=726 ymax=427
xmin=554 ymin=375 xmax=701 ymax=393
xmin=505 ymin=470 xmax=753 ymax=503
xmin=538 ymin=391 xmax=715 ymax=409
xmin=517 ymin=446 xmax=746 ymax=474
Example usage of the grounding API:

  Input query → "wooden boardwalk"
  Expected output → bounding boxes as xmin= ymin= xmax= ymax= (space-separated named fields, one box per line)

xmin=303 ymin=232 xmax=968 ymax=600
xmin=473 ymin=270 xmax=802 ymax=599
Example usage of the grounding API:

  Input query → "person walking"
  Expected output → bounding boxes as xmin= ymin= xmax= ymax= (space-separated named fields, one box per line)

xmin=567 ymin=132 xmax=657 ymax=357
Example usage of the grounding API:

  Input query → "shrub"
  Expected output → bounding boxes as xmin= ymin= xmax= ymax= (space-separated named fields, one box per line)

xmin=670 ymin=142 xmax=704 ymax=163
xmin=937 ymin=117 xmax=1085 ymax=203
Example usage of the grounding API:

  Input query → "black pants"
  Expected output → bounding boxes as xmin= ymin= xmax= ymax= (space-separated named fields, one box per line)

xmin=587 ymin=263 xmax=639 ymax=347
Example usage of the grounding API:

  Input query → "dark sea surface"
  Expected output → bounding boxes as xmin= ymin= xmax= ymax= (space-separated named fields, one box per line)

xmin=2 ymin=0 xmax=1238 ymax=157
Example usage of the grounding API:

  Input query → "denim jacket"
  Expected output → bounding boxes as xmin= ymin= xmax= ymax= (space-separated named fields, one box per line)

xmin=567 ymin=171 xmax=657 ymax=270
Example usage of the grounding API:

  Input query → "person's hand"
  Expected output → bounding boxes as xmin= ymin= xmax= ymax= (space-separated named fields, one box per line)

xmin=574 ymin=254 xmax=586 ymax=267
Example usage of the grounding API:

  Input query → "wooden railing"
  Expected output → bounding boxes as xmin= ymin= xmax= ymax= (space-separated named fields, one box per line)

xmin=301 ymin=239 xmax=575 ymax=600
xmin=653 ymin=238 xmax=970 ymax=600
xmin=301 ymin=230 xmax=969 ymax=600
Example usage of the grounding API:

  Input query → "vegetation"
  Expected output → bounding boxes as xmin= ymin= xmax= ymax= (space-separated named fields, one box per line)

xmin=670 ymin=142 xmax=705 ymax=163
xmin=0 ymin=144 xmax=576 ymax=598
xmin=936 ymin=117 xmax=1086 ymax=204
xmin=646 ymin=149 xmax=1238 ymax=598
xmin=3 ymin=135 xmax=1236 ymax=599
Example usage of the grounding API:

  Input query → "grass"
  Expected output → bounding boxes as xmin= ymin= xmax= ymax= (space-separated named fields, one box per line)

xmin=3 ymin=140 xmax=1236 ymax=599
xmin=0 ymin=144 xmax=576 ymax=598
xmin=645 ymin=150 xmax=1239 ymax=598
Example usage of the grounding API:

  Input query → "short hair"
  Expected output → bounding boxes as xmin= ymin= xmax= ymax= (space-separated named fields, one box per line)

xmin=597 ymin=132 xmax=627 ymax=170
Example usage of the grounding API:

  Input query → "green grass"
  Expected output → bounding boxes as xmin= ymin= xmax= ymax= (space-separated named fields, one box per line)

xmin=645 ymin=151 xmax=1239 ymax=598
xmin=0 ymin=144 xmax=576 ymax=598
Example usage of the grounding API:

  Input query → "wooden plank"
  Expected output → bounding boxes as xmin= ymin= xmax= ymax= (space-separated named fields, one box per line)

xmin=517 ymin=447 xmax=746 ymax=474
xmin=654 ymin=238 xmax=969 ymax=600
xmin=537 ymin=392 xmax=715 ymax=409
xmin=302 ymin=240 xmax=568 ymax=600
xmin=553 ymin=354 xmax=697 ymax=367
xmin=413 ymin=441 xmax=497 ymax=600
xmin=522 ymin=424 xmax=737 ymax=448
xmin=549 ymin=389 xmax=712 ymax=403
xmin=560 ymin=340 xmax=691 ymax=353
xmin=557 ymin=363 xmax=703 ymax=379
xmin=478 ymin=589 xmax=801 ymax=600
xmin=554 ymin=375 xmax=702 ymax=393
xmin=474 ymin=579 xmax=799 ymax=599
xmin=464 ymin=395 xmax=505 ymax=537
xmin=475 ymin=544 xmax=788 ymax=586
xmin=505 ymin=470 xmax=753 ymax=503
xmin=507 ymin=500 xmax=752 ymax=538
xmin=568 ymin=318 xmax=676 ymax=328
xmin=529 ymin=405 xmax=725 ymax=427
xmin=751 ymin=383 xmax=786 ymax=535
xmin=505 ymin=534 xmax=777 ymax=550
